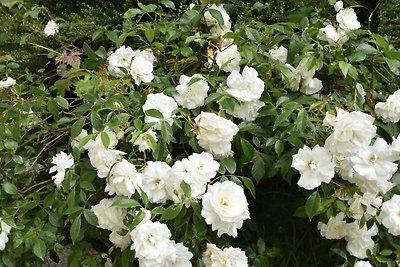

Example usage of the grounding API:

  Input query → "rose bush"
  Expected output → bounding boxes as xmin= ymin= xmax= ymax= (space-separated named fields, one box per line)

xmin=0 ymin=0 xmax=400 ymax=266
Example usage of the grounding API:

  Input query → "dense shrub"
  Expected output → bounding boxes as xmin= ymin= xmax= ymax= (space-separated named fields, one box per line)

xmin=1 ymin=0 xmax=400 ymax=266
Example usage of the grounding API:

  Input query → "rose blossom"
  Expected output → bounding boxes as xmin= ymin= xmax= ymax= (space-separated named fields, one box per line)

xmin=291 ymin=145 xmax=335 ymax=190
xmin=319 ymin=25 xmax=348 ymax=47
xmin=226 ymin=66 xmax=265 ymax=102
xmin=49 ymin=151 xmax=74 ymax=188
xmin=142 ymin=93 xmax=178 ymax=130
xmin=336 ymin=8 xmax=361 ymax=32
xmin=44 ymin=20 xmax=59 ymax=36
xmin=194 ymin=112 xmax=239 ymax=158
xmin=107 ymin=46 xmax=136 ymax=77
xmin=174 ymin=74 xmax=209 ymax=109
xmin=105 ymin=159 xmax=142 ymax=197
xmin=0 ymin=77 xmax=16 ymax=89
xmin=201 ymin=181 xmax=250 ymax=237
xmin=268 ymin=45 xmax=288 ymax=64
xmin=379 ymin=194 xmax=400 ymax=235
xmin=375 ymin=89 xmax=400 ymax=123
xmin=215 ymin=44 xmax=241 ymax=72
xmin=91 ymin=197 xmax=127 ymax=231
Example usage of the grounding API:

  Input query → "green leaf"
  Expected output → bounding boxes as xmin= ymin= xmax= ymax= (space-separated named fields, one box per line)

xmin=273 ymin=109 xmax=293 ymax=130
xmin=123 ymin=8 xmax=142 ymax=19
xmin=161 ymin=0 xmax=176 ymax=9
xmin=3 ymin=182 xmax=18 ymax=195
xmin=349 ymin=52 xmax=366 ymax=62
xmin=83 ymin=43 xmax=97 ymax=59
xmin=4 ymin=139 xmax=17 ymax=151
xmin=241 ymin=176 xmax=256 ymax=198
xmin=305 ymin=191 xmax=321 ymax=221
xmin=71 ymin=117 xmax=85 ymax=138
xmin=245 ymin=28 xmax=261 ymax=43
xmin=274 ymin=140 xmax=284 ymax=156
xmin=180 ymin=180 xmax=191 ymax=198
xmin=47 ymin=98 xmax=59 ymax=118
xmin=70 ymin=215 xmax=81 ymax=244
xmin=145 ymin=108 xmax=164 ymax=119
xmin=83 ymin=209 xmax=98 ymax=226
xmin=240 ymin=138 xmax=255 ymax=159
xmin=33 ymin=239 xmax=46 ymax=260
xmin=221 ymin=157 xmax=236 ymax=174
xmin=251 ymin=156 xmax=265 ymax=182
xmin=295 ymin=109 xmax=308 ymax=132
xmin=55 ymin=96 xmax=69 ymax=109
xmin=160 ymin=121 xmax=175 ymax=143
xmin=338 ymin=61 xmax=351 ymax=78
xmin=92 ymin=29 xmax=104 ymax=41
xmin=100 ymin=131 xmax=110 ymax=149
xmin=208 ymin=8 xmax=225 ymax=29
xmin=220 ymin=97 xmax=236 ymax=113
xmin=179 ymin=10 xmax=201 ymax=31
xmin=161 ymin=204 xmax=183 ymax=220
xmin=380 ymin=249 xmax=392 ymax=257
xmin=138 ymin=3 xmax=157 ymax=13
xmin=144 ymin=27 xmax=154 ymax=43
xmin=113 ymin=198 xmax=140 ymax=208
xmin=90 ymin=111 xmax=103 ymax=131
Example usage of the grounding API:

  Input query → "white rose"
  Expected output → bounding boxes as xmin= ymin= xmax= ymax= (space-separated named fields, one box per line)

xmin=269 ymin=45 xmax=288 ymax=64
xmin=350 ymin=138 xmax=398 ymax=182
xmin=0 ymin=218 xmax=11 ymax=251
xmin=226 ymin=66 xmax=265 ymax=102
xmin=334 ymin=1 xmax=343 ymax=12
xmin=379 ymin=194 xmax=400 ymax=235
xmin=140 ymin=161 xmax=172 ymax=203
xmin=223 ymin=247 xmax=248 ymax=267
xmin=169 ymin=152 xmax=220 ymax=201
xmin=345 ymin=222 xmax=378 ymax=259
xmin=133 ymin=128 xmax=158 ymax=152
xmin=88 ymin=145 xmax=125 ymax=178
xmin=336 ymin=8 xmax=361 ymax=32
xmin=142 ymin=93 xmax=178 ymax=130
xmin=91 ymin=197 xmax=127 ymax=231
xmin=109 ymin=231 xmax=131 ymax=250
xmin=174 ymin=74 xmax=209 ymax=109
xmin=130 ymin=221 xmax=175 ymax=264
xmin=201 ymin=181 xmax=250 ymax=237
xmin=204 ymin=4 xmax=231 ymax=31
xmin=203 ymin=243 xmax=248 ymax=267
xmin=291 ymin=145 xmax=335 ymax=190
xmin=354 ymin=261 xmax=373 ymax=267
xmin=318 ymin=212 xmax=347 ymax=240
xmin=194 ymin=112 xmax=239 ymax=158
xmin=107 ymin=46 xmax=136 ymax=77
xmin=319 ymin=25 xmax=348 ymax=47
xmin=297 ymin=55 xmax=317 ymax=80
xmin=165 ymin=241 xmax=193 ymax=267
xmin=324 ymin=111 xmax=376 ymax=155
xmin=105 ymin=159 xmax=142 ymax=197
xmin=0 ymin=77 xmax=16 ymax=89
xmin=49 ymin=151 xmax=74 ymax=188
xmin=130 ymin=54 xmax=155 ymax=85
xmin=300 ymin=77 xmax=323 ymax=95
xmin=375 ymin=89 xmax=400 ymax=123
xmin=215 ymin=44 xmax=241 ymax=72
xmin=224 ymin=99 xmax=265 ymax=121
xmin=348 ymin=192 xmax=382 ymax=221
xmin=44 ymin=20 xmax=59 ymax=37
xmin=203 ymin=243 xmax=226 ymax=267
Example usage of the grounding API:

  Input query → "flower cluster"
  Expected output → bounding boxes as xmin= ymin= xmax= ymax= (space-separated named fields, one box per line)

xmin=44 ymin=20 xmax=59 ymax=37
xmin=375 ymin=89 xmax=400 ymax=123
xmin=107 ymin=46 xmax=155 ymax=85
xmin=0 ymin=77 xmax=16 ymax=89
xmin=202 ymin=243 xmax=248 ymax=267
xmin=130 ymin=220 xmax=193 ymax=267
xmin=319 ymin=1 xmax=361 ymax=47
